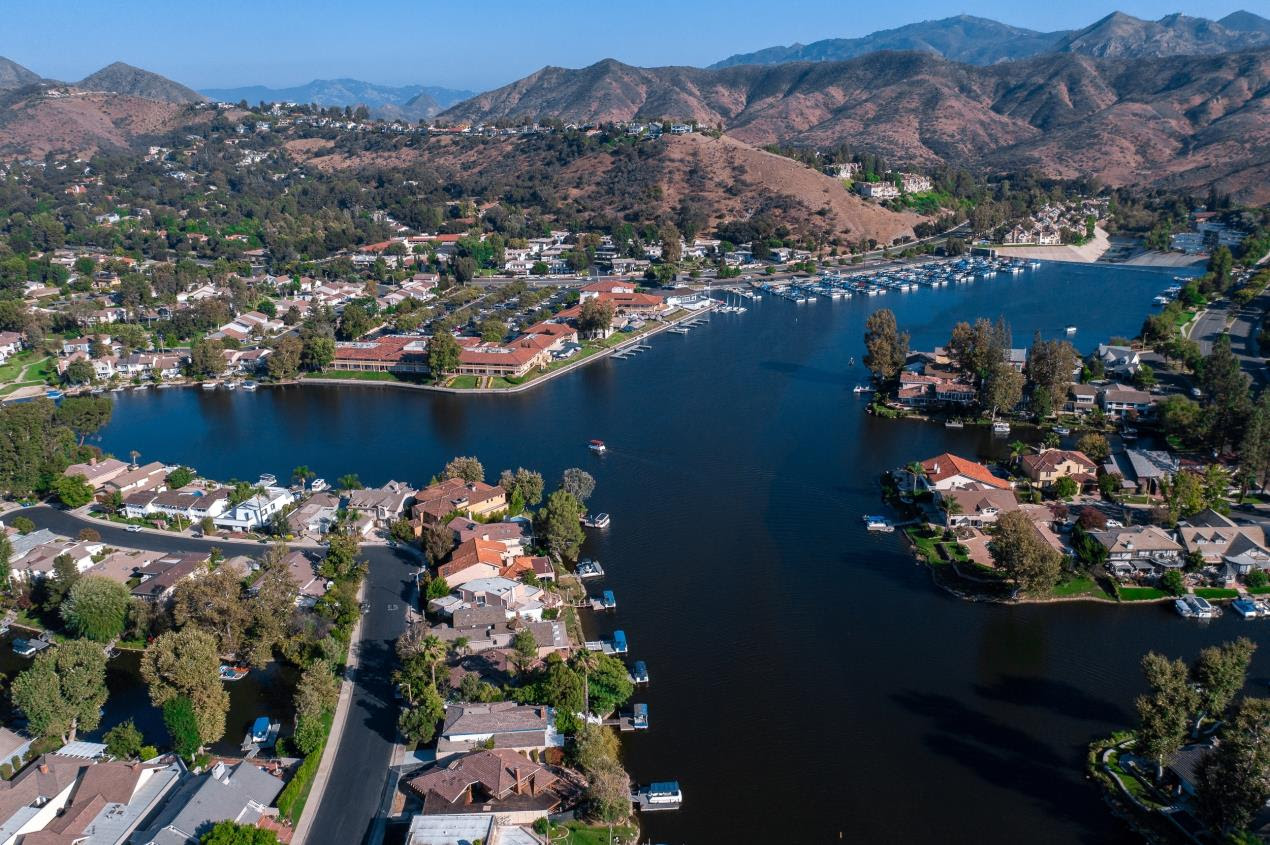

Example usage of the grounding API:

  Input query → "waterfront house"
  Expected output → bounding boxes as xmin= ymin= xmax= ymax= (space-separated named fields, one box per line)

xmin=1066 ymin=383 xmax=1098 ymax=412
xmin=896 ymin=373 xmax=976 ymax=407
xmin=131 ymin=553 xmax=208 ymax=602
xmin=405 ymin=749 xmax=561 ymax=820
xmin=939 ymin=488 xmax=1019 ymax=529
xmin=1018 ymin=449 xmax=1098 ymax=488
xmin=61 ymin=457 xmax=130 ymax=491
xmin=346 ymin=480 xmax=415 ymax=524
xmin=413 ymin=478 xmax=507 ymax=528
xmin=431 ymin=576 xmax=552 ymax=622
xmin=438 ymin=538 xmax=507 ymax=587
xmin=404 ymin=813 xmax=543 ymax=845
xmin=918 ymin=453 xmax=1011 ymax=491
xmin=287 ymin=492 xmax=341 ymax=537
xmin=212 ymin=486 xmax=294 ymax=532
xmin=429 ymin=611 xmax=569 ymax=659
xmin=132 ymin=760 xmax=284 ymax=845
xmin=12 ymin=539 xmax=104 ymax=581
xmin=1177 ymin=509 xmax=1270 ymax=582
xmin=4 ymin=757 xmax=182 ymax=845
xmin=103 ymin=462 xmax=169 ymax=497
xmin=1097 ymin=345 xmax=1142 ymax=378
xmin=1091 ymin=525 xmax=1183 ymax=579
xmin=436 ymin=702 xmax=560 ymax=761
xmin=1098 ymin=384 xmax=1153 ymax=419
xmin=0 ymin=754 xmax=96 ymax=841
xmin=278 ymin=550 xmax=329 ymax=607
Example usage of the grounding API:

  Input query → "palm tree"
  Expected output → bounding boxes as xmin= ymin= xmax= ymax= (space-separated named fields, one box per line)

xmin=1009 ymin=440 xmax=1028 ymax=464
xmin=292 ymin=465 xmax=314 ymax=493
xmin=129 ymin=449 xmax=140 ymax=468
xmin=939 ymin=494 xmax=963 ymax=528
xmin=905 ymin=461 xmax=927 ymax=493
xmin=418 ymin=634 xmax=446 ymax=688
xmin=572 ymin=649 xmax=601 ymax=716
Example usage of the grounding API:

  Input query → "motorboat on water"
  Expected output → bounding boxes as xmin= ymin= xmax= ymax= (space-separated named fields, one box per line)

xmin=1175 ymin=595 xmax=1218 ymax=619
xmin=863 ymin=515 xmax=895 ymax=532
xmin=589 ymin=439 xmax=607 ymax=454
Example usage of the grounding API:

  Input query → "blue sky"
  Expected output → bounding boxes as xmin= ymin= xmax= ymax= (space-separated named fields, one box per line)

xmin=2 ymin=0 xmax=1256 ymax=92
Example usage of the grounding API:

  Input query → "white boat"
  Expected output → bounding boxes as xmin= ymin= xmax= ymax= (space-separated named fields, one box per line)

xmin=241 ymin=380 xmax=258 ymax=391
xmin=224 ymin=381 xmax=237 ymax=390
xmin=575 ymin=559 xmax=605 ymax=579
xmin=588 ymin=439 xmax=607 ymax=454
xmin=863 ymin=515 xmax=895 ymax=533
xmin=201 ymin=382 xmax=217 ymax=390
xmin=992 ymin=421 xmax=1010 ymax=434
xmin=309 ymin=478 xmax=329 ymax=492
xmin=1065 ymin=325 xmax=1077 ymax=334
xmin=1175 ymin=595 xmax=1218 ymax=619
xmin=944 ymin=420 xmax=964 ymax=429
xmin=581 ymin=512 xmax=611 ymax=528
xmin=1231 ymin=598 xmax=1264 ymax=619
xmin=258 ymin=473 xmax=277 ymax=486
xmin=852 ymin=385 xmax=874 ymax=394
xmin=632 ymin=781 xmax=683 ymax=812
xmin=1054 ymin=426 xmax=1071 ymax=436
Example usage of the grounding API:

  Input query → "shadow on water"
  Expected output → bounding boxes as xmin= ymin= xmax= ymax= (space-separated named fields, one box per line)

xmin=757 ymin=358 xmax=855 ymax=386
xmin=973 ymin=675 xmax=1130 ymax=725
xmin=893 ymin=690 xmax=1119 ymax=845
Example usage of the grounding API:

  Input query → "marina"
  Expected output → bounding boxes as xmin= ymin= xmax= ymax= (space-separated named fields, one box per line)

xmin=95 ymin=260 xmax=1228 ymax=845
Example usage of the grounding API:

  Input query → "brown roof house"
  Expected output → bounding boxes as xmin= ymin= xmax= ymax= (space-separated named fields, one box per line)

xmin=438 ymin=539 xmax=508 ymax=588
xmin=412 ymin=479 xmax=506 ymax=529
xmin=61 ymin=457 xmax=130 ymax=491
xmin=940 ymin=488 xmax=1019 ymax=529
xmin=405 ymin=749 xmax=565 ymax=822
xmin=435 ymin=702 xmax=561 ymax=761
xmin=1018 ymin=449 xmax=1098 ymax=487
xmin=1092 ymin=525 xmax=1183 ymax=579
xmin=1177 ymin=508 xmax=1270 ymax=582
xmin=346 ymin=480 xmax=415 ymax=525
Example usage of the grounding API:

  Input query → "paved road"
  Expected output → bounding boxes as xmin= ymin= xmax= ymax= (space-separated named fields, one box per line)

xmin=1188 ymin=289 xmax=1270 ymax=385
xmin=306 ymin=544 xmax=418 ymax=845
xmin=17 ymin=506 xmax=418 ymax=845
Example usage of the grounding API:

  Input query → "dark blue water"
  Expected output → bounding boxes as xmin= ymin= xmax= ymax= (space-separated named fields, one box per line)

xmin=95 ymin=261 xmax=1253 ymax=844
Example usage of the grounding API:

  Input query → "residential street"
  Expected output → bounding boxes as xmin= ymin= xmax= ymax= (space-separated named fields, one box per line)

xmin=1188 ymin=289 xmax=1270 ymax=384
xmin=12 ymin=506 xmax=418 ymax=845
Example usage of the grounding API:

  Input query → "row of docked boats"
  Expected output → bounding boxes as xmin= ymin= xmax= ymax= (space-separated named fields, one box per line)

xmin=1232 ymin=597 xmax=1270 ymax=619
xmin=201 ymin=379 xmax=258 ymax=391
xmin=759 ymin=256 xmax=1041 ymax=302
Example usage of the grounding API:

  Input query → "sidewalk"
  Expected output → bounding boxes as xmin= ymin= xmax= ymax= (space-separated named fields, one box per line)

xmin=291 ymin=579 xmax=368 ymax=845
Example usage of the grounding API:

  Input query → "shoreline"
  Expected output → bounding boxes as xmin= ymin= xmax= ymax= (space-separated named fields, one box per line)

xmin=300 ymin=303 xmax=715 ymax=395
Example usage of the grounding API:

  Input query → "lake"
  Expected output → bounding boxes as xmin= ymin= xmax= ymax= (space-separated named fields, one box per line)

xmin=94 ymin=260 xmax=1264 ymax=844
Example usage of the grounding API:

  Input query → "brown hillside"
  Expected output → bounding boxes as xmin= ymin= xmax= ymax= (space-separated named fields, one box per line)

xmin=286 ymin=132 xmax=919 ymax=246
xmin=0 ymin=90 xmax=197 ymax=158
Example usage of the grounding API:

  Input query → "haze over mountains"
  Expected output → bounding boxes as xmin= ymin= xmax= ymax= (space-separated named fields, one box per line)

xmin=0 ymin=9 xmax=1267 ymax=202
xmin=198 ymin=79 xmax=475 ymax=120
xmin=711 ymin=10 xmax=1270 ymax=67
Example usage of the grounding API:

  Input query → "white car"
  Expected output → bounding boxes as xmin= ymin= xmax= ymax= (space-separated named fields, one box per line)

xmin=125 ymin=524 xmax=143 ymax=533
xmin=1105 ymin=519 xmax=1123 ymax=528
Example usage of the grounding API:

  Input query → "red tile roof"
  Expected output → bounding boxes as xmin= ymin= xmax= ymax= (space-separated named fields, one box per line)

xmin=920 ymin=453 xmax=1011 ymax=489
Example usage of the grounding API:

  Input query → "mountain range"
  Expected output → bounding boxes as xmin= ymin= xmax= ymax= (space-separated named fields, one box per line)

xmin=711 ymin=10 xmax=1270 ymax=67
xmin=439 ymin=48 xmax=1270 ymax=202
xmin=198 ymin=79 xmax=474 ymax=120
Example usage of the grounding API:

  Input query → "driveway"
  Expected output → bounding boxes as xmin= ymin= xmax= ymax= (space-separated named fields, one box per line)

xmin=15 ymin=506 xmax=417 ymax=845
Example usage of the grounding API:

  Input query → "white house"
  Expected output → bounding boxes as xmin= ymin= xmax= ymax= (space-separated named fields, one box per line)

xmin=213 ymin=486 xmax=294 ymax=531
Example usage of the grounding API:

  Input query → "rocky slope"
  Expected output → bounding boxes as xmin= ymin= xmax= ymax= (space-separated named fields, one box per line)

xmin=0 ymin=57 xmax=42 ymax=91
xmin=440 ymin=49 xmax=1270 ymax=202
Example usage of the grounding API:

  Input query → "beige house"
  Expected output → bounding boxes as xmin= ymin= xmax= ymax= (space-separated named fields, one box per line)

xmin=412 ymin=478 xmax=507 ymax=528
xmin=1018 ymin=449 xmax=1098 ymax=487
xmin=940 ymin=488 xmax=1019 ymax=528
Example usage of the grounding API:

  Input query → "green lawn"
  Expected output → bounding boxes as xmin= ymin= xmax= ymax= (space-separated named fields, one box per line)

xmin=1119 ymin=586 xmax=1168 ymax=601
xmin=1193 ymin=588 xmax=1239 ymax=600
xmin=1053 ymin=576 xmax=1115 ymax=599
xmin=1248 ymin=584 xmax=1270 ymax=595
xmin=554 ymin=822 xmax=640 ymax=845
xmin=448 ymin=375 xmax=478 ymax=389
xmin=307 ymin=369 xmax=402 ymax=382
xmin=0 ymin=350 xmax=44 ymax=383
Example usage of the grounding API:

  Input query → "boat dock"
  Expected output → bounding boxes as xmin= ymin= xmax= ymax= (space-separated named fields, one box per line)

xmin=632 ymin=781 xmax=683 ymax=812
xmin=584 ymin=629 xmax=627 ymax=654
xmin=603 ymin=703 xmax=649 ymax=732
xmin=587 ymin=589 xmax=617 ymax=611
xmin=575 ymin=559 xmax=604 ymax=579
xmin=12 ymin=633 xmax=51 ymax=657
